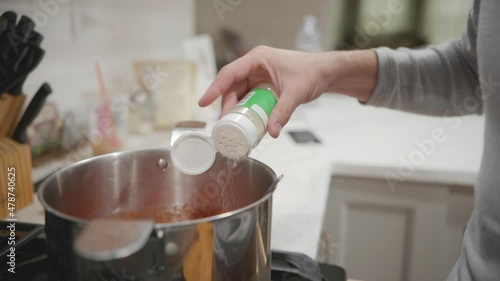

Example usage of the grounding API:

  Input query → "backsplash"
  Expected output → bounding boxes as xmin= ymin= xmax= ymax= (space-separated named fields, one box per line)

xmin=1 ymin=0 xmax=195 ymax=112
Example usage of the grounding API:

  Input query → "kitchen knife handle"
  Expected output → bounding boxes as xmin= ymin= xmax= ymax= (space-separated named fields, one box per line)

xmin=12 ymin=83 xmax=52 ymax=144
xmin=0 ymin=17 xmax=7 ymax=34
xmin=29 ymin=31 xmax=43 ymax=46
xmin=1 ymin=11 xmax=17 ymax=27
xmin=9 ymin=47 xmax=45 ymax=96
xmin=16 ymin=16 xmax=35 ymax=39
xmin=8 ymin=77 xmax=28 ymax=96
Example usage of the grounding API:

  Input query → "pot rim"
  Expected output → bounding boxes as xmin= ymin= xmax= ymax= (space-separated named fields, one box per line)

xmin=37 ymin=148 xmax=278 ymax=229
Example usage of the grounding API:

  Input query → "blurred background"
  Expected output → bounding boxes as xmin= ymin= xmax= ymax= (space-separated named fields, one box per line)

xmin=198 ymin=0 xmax=471 ymax=60
xmin=2 ymin=0 xmax=472 ymax=116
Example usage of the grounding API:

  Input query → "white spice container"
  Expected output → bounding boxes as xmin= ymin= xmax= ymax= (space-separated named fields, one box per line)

xmin=212 ymin=83 xmax=278 ymax=160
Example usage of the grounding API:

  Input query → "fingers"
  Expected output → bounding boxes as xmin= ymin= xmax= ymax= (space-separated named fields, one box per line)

xmin=199 ymin=54 xmax=255 ymax=107
xmin=268 ymin=90 xmax=302 ymax=138
xmin=220 ymin=79 xmax=248 ymax=117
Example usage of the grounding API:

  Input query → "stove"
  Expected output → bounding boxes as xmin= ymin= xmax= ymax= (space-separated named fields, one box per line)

xmin=0 ymin=221 xmax=346 ymax=281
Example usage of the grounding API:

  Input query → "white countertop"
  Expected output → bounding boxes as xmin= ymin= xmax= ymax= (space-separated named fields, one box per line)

xmin=251 ymin=94 xmax=483 ymax=257
xmin=17 ymin=94 xmax=484 ymax=259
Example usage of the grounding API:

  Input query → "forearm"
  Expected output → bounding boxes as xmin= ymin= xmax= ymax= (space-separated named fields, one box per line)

xmin=316 ymin=36 xmax=481 ymax=117
xmin=370 ymin=42 xmax=480 ymax=116
xmin=317 ymin=50 xmax=378 ymax=102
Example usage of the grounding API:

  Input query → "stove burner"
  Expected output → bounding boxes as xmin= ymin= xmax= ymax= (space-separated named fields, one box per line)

xmin=0 ymin=222 xmax=346 ymax=281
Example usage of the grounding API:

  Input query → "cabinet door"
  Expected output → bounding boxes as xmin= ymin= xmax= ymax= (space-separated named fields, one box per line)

xmin=318 ymin=176 xmax=473 ymax=281
xmin=444 ymin=185 xmax=475 ymax=271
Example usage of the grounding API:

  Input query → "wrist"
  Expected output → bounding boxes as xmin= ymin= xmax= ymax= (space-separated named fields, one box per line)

xmin=321 ymin=50 xmax=378 ymax=102
xmin=312 ymin=51 xmax=343 ymax=94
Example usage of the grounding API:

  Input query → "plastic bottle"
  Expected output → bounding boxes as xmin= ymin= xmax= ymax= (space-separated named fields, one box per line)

xmin=212 ymin=83 xmax=278 ymax=160
xmin=295 ymin=15 xmax=323 ymax=53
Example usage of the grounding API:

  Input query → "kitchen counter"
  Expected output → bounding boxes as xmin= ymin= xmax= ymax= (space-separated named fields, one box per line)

xmin=254 ymin=94 xmax=483 ymax=257
xmin=16 ymin=94 xmax=484 ymax=259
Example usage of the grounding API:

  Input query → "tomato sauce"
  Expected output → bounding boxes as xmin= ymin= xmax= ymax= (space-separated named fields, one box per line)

xmin=105 ymin=204 xmax=224 ymax=223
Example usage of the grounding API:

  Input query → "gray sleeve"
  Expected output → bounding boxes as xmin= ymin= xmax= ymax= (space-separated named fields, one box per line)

xmin=366 ymin=5 xmax=481 ymax=116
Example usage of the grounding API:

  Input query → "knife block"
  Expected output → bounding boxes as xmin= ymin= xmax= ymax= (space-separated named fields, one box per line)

xmin=0 ymin=137 xmax=34 ymax=218
xmin=0 ymin=93 xmax=27 ymax=138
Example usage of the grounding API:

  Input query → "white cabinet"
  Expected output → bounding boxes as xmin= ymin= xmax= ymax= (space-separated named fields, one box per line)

xmin=318 ymin=176 xmax=474 ymax=281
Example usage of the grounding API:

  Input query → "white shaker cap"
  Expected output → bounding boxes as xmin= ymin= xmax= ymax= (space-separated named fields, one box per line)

xmin=171 ymin=132 xmax=216 ymax=175
xmin=212 ymin=113 xmax=259 ymax=160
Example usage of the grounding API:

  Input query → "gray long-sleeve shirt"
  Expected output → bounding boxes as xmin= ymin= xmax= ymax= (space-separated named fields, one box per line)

xmin=367 ymin=0 xmax=500 ymax=280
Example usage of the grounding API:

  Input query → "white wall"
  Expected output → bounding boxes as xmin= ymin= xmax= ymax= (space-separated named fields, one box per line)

xmin=420 ymin=0 xmax=473 ymax=44
xmin=357 ymin=0 xmax=417 ymax=35
xmin=196 ymin=0 xmax=335 ymax=55
xmin=1 ymin=0 xmax=195 ymax=112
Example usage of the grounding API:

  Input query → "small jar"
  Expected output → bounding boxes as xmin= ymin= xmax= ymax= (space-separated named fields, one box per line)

xmin=212 ymin=83 xmax=277 ymax=160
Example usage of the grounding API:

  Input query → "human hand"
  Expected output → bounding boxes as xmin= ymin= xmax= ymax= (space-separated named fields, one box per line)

xmin=198 ymin=46 xmax=333 ymax=138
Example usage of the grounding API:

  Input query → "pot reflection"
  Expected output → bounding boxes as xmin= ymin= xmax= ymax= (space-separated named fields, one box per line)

xmin=213 ymin=209 xmax=258 ymax=281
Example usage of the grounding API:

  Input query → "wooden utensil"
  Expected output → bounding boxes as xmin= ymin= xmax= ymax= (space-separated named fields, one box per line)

xmin=183 ymin=223 xmax=214 ymax=281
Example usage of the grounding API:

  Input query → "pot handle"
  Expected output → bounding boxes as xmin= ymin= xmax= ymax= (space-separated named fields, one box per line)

xmin=73 ymin=219 xmax=155 ymax=262
xmin=265 ymin=174 xmax=283 ymax=196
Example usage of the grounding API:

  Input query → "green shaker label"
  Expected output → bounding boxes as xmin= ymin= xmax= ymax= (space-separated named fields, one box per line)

xmin=238 ymin=88 xmax=277 ymax=125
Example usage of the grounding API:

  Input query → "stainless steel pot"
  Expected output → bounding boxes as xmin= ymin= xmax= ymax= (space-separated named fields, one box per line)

xmin=37 ymin=149 xmax=280 ymax=281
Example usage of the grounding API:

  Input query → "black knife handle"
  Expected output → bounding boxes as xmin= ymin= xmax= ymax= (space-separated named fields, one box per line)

xmin=0 ymin=17 xmax=7 ymax=34
xmin=8 ymin=76 xmax=28 ymax=96
xmin=29 ymin=31 xmax=43 ymax=46
xmin=16 ymin=15 xmax=35 ymax=39
xmin=12 ymin=83 xmax=52 ymax=144
xmin=9 ymin=46 xmax=45 ymax=95
xmin=1 ymin=11 xmax=17 ymax=27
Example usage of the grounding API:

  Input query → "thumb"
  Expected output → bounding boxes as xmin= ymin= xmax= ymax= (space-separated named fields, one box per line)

xmin=267 ymin=93 xmax=301 ymax=138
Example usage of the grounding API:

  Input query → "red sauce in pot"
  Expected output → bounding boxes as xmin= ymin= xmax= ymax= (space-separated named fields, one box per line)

xmin=105 ymin=204 xmax=224 ymax=223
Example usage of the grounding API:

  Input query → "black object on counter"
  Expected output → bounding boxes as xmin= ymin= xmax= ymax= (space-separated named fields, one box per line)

xmin=0 ymin=11 xmax=19 ymax=62
xmin=288 ymin=130 xmax=322 ymax=144
xmin=0 ymin=221 xmax=347 ymax=281
xmin=0 ymin=11 xmax=45 ymax=95
xmin=12 ymin=83 xmax=52 ymax=144
xmin=1 ymin=11 xmax=17 ymax=28
xmin=272 ymin=250 xmax=346 ymax=281
xmin=8 ymin=36 xmax=45 ymax=96
xmin=0 ymin=17 xmax=8 ymax=35
xmin=16 ymin=15 xmax=35 ymax=38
